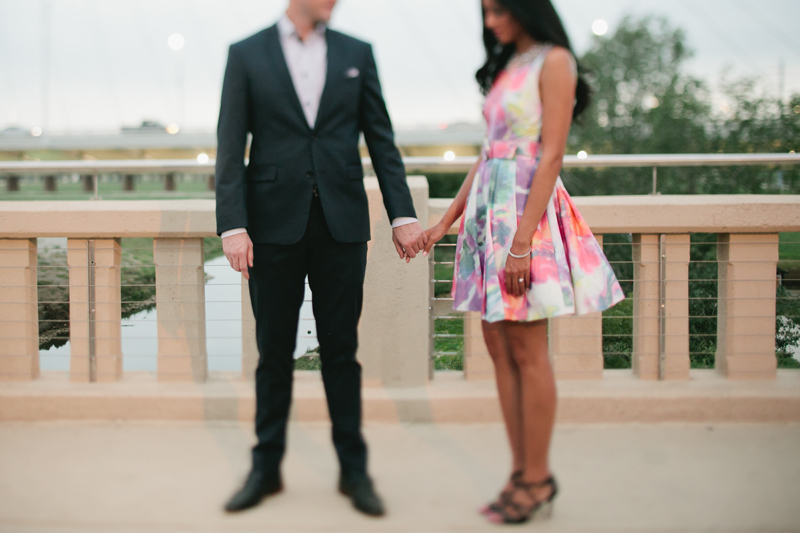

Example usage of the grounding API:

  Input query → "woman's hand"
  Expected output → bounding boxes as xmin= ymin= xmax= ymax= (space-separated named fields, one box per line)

xmin=504 ymin=247 xmax=531 ymax=297
xmin=422 ymin=222 xmax=449 ymax=257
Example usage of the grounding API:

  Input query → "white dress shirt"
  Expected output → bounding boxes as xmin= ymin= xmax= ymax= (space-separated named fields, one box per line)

xmin=278 ymin=14 xmax=327 ymax=129
xmin=221 ymin=14 xmax=416 ymax=240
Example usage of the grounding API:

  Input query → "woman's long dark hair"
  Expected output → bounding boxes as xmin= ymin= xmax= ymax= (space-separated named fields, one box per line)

xmin=476 ymin=0 xmax=590 ymax=119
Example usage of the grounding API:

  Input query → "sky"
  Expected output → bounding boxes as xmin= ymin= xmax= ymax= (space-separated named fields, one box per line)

xmin=1 ymin=0 xmax=799 ymax=133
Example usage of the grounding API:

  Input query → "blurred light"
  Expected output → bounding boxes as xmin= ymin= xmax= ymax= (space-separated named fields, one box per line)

xmin=592 ymin=19 xmax=608 ymax=36
xmin=794 ymin=105 xmax=800 ymax=114
xmin=166 ymin=123 xmax=180 ymax=134
xmin=644 ymin=96 xmax=659 ymax=110
xmin=718 ymin=101 xmax=731 ymax=113
xmin=197 ymin=153 xmax=209 ymax=164
xmin=439 ymin=122 xmax=449 ymax=130
xmin=444 ymin=151 xmax=456 ymax=161
xmin=168 ymin=33 xmax=185 ymax=51
xmin=30 ymin=126 xmax=43 ymax=137
xmin=577 ymin=151 xmax=588 ymax=159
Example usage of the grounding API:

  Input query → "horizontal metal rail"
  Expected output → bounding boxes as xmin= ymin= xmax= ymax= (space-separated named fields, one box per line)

xmin=1 ymin=153 xmax=799 ymax=175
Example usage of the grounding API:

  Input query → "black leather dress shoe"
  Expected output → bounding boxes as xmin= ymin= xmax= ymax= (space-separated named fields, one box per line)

xmin=224 ymin=469 xmax=283 ymax=513
xmin=338 ymin=474 xmax=386 ymax=517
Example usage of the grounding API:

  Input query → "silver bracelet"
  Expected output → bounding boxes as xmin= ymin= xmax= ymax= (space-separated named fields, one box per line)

xmin=508 ymin=249 xmax=531 ymax=259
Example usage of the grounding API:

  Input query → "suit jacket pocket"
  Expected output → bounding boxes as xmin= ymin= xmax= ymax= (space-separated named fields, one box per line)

xmin=250 ymin=165 xmax=278 ymax=183
xmin=347 ymin=164 xmax=364 ymax=181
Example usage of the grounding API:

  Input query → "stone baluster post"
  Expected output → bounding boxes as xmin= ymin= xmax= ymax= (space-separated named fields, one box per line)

xmin=67 ymin=239 xmax=123 ymax=382
xmin=0 ymin=239 xmax=39 ymax=380
xmin=716 ymin=234 xmax=779 ymax=380
xmin=661 ymin=234 xmax=691 ymax=380
xmin=359 ymin=177 xmax=430 ymax=387
xmin=154 ymin=238 xmax=207 ymax=382
xmin=632 ymin=234 xmax=659 ymax=379
xmin=464 ymin=312 xmax=494 ymax=380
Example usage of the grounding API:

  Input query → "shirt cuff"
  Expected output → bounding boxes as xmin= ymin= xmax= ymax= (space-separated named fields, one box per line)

xmin=221 ymin=228 xmax=248 ymax=239
xmin=391 ymin=217 xmax=418 ymax=228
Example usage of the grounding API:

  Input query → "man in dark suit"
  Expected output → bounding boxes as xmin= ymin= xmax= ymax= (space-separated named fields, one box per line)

xmin=215 ymin=0 xmax=427 ymax=517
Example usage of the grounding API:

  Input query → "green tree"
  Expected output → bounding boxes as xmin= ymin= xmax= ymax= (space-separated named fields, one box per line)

xmin=564 ymin=16 xmax=711 ymax=196
xmin=562 ymin=16 xmax=800 ymax=196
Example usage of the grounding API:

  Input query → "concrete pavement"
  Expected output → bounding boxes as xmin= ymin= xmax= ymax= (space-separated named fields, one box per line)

xmin=1 ymin=421 xmax=799 ymax=532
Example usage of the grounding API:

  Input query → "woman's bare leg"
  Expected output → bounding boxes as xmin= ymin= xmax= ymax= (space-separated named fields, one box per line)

xmin=481 ymin=320 xmax=524 ymax=476
xmin=504 ymin=319 xmax=556 ymax=496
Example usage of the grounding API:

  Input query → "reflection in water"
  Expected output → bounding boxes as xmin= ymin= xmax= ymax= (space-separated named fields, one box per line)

xmin=39 ymin=253 xmax=318 ymax=373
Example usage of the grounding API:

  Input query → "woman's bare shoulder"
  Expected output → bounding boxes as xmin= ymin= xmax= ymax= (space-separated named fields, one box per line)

xmin=541 ymin=46 xmax=577 ymax=81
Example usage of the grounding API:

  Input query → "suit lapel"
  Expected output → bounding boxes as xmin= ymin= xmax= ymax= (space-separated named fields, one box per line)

xmin=315 ymin=31 xmax=346 ymax=130
xmin=264 ymin=25 xmax=311 ymax=131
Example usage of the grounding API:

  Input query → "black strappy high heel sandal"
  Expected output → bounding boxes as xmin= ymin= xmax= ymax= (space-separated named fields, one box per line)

xmin=486 ymin=475 xmax=558 ymax=525
xmin=479 ymin=470 xmax=523 ymax=516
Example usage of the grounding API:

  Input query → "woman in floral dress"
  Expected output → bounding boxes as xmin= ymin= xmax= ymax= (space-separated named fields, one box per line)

xmin=424 ymin=0 xmax=625 ymax=524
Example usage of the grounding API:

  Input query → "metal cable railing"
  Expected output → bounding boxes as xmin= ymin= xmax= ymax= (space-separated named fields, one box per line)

xmin=22 ymin=239 xmax=321 ymax=379
xmin=428 ymin=233 xmax=800 ymax=377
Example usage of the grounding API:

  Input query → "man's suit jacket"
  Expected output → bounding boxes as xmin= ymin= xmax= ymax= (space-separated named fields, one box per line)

xmin=215 ymin=24 xmax=417 ymax=245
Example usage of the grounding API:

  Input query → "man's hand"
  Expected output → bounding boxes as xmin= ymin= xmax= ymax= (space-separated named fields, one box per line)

xmin=222 ymin=232 xmax=254 ymax=280
xmin=392 ymin=222 xmax=429 ymax=263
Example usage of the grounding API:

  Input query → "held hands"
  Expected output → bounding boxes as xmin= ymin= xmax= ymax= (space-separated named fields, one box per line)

xmin=223 ymin=232 xmax=254 ymax=280
xmin=392 ymin=221 xmax=429 ymax=263
xmin=422 ymin=222 xmax=448 ymax=257
xmin=505 ymin=244 xmax=531 ymax=297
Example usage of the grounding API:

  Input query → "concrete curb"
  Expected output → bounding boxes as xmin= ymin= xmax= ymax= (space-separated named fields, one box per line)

xmin=2 ymin=370 xmax=799 ymax=424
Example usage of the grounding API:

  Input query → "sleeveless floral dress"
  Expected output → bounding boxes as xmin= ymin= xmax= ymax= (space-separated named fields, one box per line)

xmin=452 ymin=45 xmax=625 ymax=322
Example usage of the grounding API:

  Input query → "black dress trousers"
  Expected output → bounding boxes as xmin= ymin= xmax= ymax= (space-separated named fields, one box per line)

xmin=247 ymin=193 xmax=368 ymax=477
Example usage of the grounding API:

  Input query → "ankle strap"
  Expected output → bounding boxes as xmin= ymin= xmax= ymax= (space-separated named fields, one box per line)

xmin=515 ymin=476 xmax=554 ymax=489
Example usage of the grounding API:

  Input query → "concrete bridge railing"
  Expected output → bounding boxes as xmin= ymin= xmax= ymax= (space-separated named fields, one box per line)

xmin=1 ymin=178 xmax=799 ymax=386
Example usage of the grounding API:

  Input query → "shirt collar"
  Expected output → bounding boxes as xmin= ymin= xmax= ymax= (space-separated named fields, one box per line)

xmin=278 ymin=13 xmax=326 ymax=40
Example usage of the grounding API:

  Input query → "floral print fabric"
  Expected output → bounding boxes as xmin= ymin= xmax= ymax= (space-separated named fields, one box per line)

xmin=452 ymin=45 xmax=625 ymax=322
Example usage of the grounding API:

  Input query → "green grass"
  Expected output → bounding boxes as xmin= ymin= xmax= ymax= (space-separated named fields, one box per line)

xmin=432 ymin=235 xmax=457 ymax=297
xmin=118 ymin=239 xmax=157 ymax=321
xmin=434 ymin=315 xmax=464 ymax=370
xmin=603 ymin=298 xmax=633 ymax=369
xmin=778 ymin=353 xmax=800 ymax=368
xmin=37 ymin=249 xmax=70 ymax=350
xmin=294 ymin=355 xmax=322 ymax=370
xmin=779 ymin=233 xmax=800 ymax=262
xmin=779 ymin=233 xmax=800 ymax=283
xmin=203 ymin=237 xmax=225 ymax=262
xmin=430 ymin=237 xmax=464 ymax=370
xmin=777 ymin=286 xmax=800 ymax=368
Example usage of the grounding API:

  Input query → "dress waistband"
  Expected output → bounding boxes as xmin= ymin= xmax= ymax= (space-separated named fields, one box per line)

xmin=482 ymin=139 xmax=539 ymax=160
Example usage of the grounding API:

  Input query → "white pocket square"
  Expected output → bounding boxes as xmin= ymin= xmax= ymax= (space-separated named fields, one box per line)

xmin=345 ymin=67 xmax=360 ymax=78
